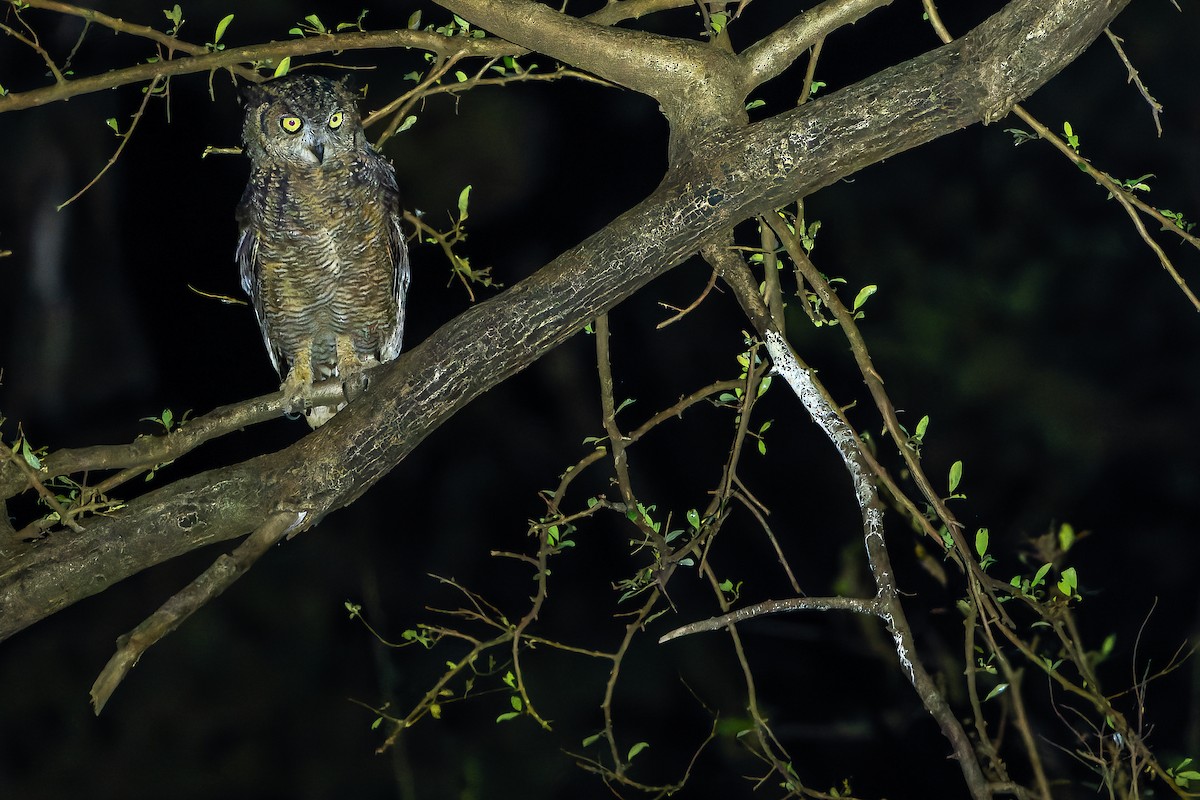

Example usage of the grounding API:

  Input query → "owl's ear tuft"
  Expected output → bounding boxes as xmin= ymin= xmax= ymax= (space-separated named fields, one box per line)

xmin=337 ymin=74 xmax=361 ymax=95
xmin=239 ymin=80 xmax=271 ymax=108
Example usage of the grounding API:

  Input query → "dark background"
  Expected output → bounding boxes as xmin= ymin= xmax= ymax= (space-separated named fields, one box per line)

xmin=2 ymin=1 xmax=1198 ymax=798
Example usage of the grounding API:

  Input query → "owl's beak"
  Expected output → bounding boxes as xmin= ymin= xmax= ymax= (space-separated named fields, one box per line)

xmin=298 ymin=129 xmax=325 ymax=165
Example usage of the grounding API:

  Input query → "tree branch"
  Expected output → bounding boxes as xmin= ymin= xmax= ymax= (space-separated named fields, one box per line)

xmin=740 ymin=0 xmax=892 ymax=90
xmin=89 ymin=510 xmax=304 ymax=714
xmin=0 ymin=28 xmax=519 ymax=113
xmin=0 ymin=0 xmax=1130 ymax=643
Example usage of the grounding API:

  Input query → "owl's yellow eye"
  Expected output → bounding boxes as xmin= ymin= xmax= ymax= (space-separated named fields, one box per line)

xmin=328 ymin=111 xmax=344 ymax=130
xmin=279 ymin=116 xmax=303 ymax=134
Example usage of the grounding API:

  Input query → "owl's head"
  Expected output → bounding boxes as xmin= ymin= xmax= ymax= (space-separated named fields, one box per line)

xmin=241 ymin=75 xmax=365 ymax=170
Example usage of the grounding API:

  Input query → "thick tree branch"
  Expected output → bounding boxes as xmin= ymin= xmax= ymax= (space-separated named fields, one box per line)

xmin=740 ymin=0 xmax=893 ymax=90
xmin=441 ymin=0 xmax=748 ymax=155
xmin=0 ymin=0 xmax=1129 ymax=642
xmin=441 ymin=0 xmax=732 ymax=100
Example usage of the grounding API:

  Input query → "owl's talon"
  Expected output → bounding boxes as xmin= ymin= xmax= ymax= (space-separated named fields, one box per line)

xmin=280 ymin=362 xmax=315 ymax=416
xmin=341 ymin=372 xmax=369 ymax=403
xmin=284 ymin=395 xmax=312 ymax=416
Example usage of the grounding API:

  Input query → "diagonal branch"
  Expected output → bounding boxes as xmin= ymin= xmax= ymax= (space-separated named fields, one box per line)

xmin=88 ymin=510 xmax=304 ymax=714
xmin=740 ymin=0 xmax=893 ymax=90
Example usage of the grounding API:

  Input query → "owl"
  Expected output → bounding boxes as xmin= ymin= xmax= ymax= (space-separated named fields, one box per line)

xmin=236 ymin=74 xmax=410 ymax=428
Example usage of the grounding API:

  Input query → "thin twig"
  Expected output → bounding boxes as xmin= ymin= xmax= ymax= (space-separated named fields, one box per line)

xmin=3 ymin=443 xmax=84 ymax=533
xmin=57 ymin=75 xmax=163 ymax=210
xmin=922 ymin=0 xmax=1199 ymax=310
xmin=90 ymin=510 xmax=305 ymax=714
xmin=656 ymin=268 xmax=718 ymax=328
xmin=659 ymin=594 xmax=881 ymax=642
xmin=1104 ymin=28 xmax=1162 ymax=135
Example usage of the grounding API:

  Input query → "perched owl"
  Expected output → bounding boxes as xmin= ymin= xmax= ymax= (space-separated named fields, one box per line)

xmin=236 ymin=74 xmax=410 ymax=428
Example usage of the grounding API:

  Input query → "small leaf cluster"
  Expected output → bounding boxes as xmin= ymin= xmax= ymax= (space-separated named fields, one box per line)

xmin=206 ymin=13 xmax=234 ymax=52
xmin=288 ymin=10 xmax=369 ymax=37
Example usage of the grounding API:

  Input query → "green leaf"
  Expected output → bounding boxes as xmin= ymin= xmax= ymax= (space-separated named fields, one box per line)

xmin=627 ymin=741 xmax=649 ymax=761
xmin=213 ymin=13 xmax=234 ymax=44
xmin=495 ymin=711 xmax=519 ymax=723
xmin=948 ymin=460 xmax=963 ymax=493
xmin=914 ymin=414 xmax=929 ymax=440
xmin=273 ymin=56 xmax=291 ymax=78
xmin=1057 ymin=566 xmax=1078 ymax=598
xmin=984 ymin=683 xmax=1008 ymax=701
xmin=454 ymin=70 xmax=468 ymax=83
xmin=304 ymin=13 xmax=324 ymax=32
xmin=396 ymin=115 xmax=418 ymax=134
xmin=1057 ymin=522 xmax=1075 ymax=552
xmin=21 ymin=440 xmax=42 ymax=470
xmin=407 ymin=10 xmax=422 ymax=29
xmin=1032 ymin=562 xmax=1052 ymax=588
xmin=582 ymin=732 xmax=603 ymax=747
xmin=510 ymin=695 xmax=523 ymax=711
xmin=105 ymin=117 xmax=119 ymax=134
xmin=852 ymin=284 xmax=877 ymax=312
xmin=1100 ymin=633 xmax=1116 ymax=658
xmin=686 ymin=509 xmax=700 ymax=530
xmin=974 ymin=528 xmax=989 ymax=558
xmin=744 ymin=98 xmax=765 ymax=110
xmin=457 ymin=184 xmax=472 ymax=218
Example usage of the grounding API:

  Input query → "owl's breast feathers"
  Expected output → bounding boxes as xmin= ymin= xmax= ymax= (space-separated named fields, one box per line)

xmin=236 ymin=149 xmax=410 ymax=377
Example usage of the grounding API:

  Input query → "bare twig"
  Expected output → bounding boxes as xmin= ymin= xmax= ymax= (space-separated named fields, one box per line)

xmin=921 ymin=0 xmax=1199 ymax=310
xmin=659 ymin=594 xmax=881 ymax=642
xmin=57 ymin=75 xmax=164 ymax=210
xmin=656 ymin=268 xmax=719 ymax=328
xmin=0 ymin=378 xmax=352 ymax=504
xmin=1104 ymin=28 xmax=1163 ymax=135
xmin=90 ymin=510 xmax=305 ymax=714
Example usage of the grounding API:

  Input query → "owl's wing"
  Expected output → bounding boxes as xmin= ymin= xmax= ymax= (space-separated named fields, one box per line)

xmin=373 ymin=156 xmax=411 ymax=362
xmin=235 ymin=179 xmax=285 ymax=376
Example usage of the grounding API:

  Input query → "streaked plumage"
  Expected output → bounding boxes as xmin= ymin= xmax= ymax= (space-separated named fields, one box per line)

xmin=236 ymin=74 xmax=409 ymax=427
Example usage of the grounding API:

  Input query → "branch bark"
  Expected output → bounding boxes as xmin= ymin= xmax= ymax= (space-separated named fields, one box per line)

xmin=0 ymin=0 xmax=1129 ymax=642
